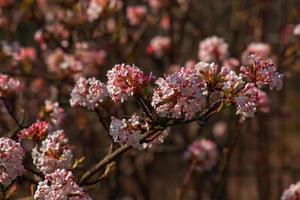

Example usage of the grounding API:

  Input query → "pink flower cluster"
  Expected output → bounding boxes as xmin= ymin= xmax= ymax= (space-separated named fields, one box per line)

xmin=126 ymin=6 xmax=147 ymax=26
xmin=18 ymin=121 xmax=49 ymax=142
xmin=240 ymin=56 xmax=283 ymax=90
xmin=293 ymin=24 xmax=300 ymax=36
xmin=0 ymin=74 xmax=21 ymax=97
xmin=241 ymin=42 xmax=271 ymax=65
xmin=0 ymin=137 xmax=25 ymax=187
xmin=107 ymin=64 xmax=153 ymax=102
xmin=184 ymin=139 xmax=218 ymax=171
xmin=34 ymin=169 xmax=92 ymax=200
xmin=234 ymin=83 xmax=258 ymax=120
xmin=109 ymin=115 xmax=149 ymax=149
xmin=147 ymin=36 xmax=171 ymax=58
xmin=32 ymin=130 xmax=73 ymax=174
xmin=152 ymin=66 xmax=207 ymax=120
xmin=281 ymin=182 xmax=300 ymax=200
xmin=70 ymin=77 xmax=108 ymax=110
xmin=198 ymin=36 xmax=228 ymax=62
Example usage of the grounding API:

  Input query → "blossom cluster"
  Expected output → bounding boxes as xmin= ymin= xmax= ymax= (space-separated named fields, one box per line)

xmin=70 ymin=77 xmax=108 ymax=110
xmin=184 ymin=139 xmax=218 ymax=171
xmin=152 ymin=66 xmax=207 ymax=120
xmin=198 ymin=36 xmax=228 ymax=62
xmin=0 ymin=137 xmax=25 ymax=187
xmin=32 ymin=130 xmax=73 ymax=175
xmin=18 ymin=121 xmax=49 ymax=142
xmin=34 ymin=169 xmax=92 ymax=200
xmin=109 ymin=115 xmax=150 ymax=149
xmin=107 ymin=64 xmax=153 ymax=102
xmin=0 ymin=74 xmax=21 ymax=97
xmin=39 ymin=100 xmax=65 ymax=128
xmin=281 ymin=182 xmax=300 ymax=200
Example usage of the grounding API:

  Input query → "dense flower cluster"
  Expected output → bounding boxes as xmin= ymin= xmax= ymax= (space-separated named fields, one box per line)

xmin=234 ymin=83 xmax=259 ymax=120
xmin=18 ymin=121 xmax=49 ymax=142
xmin=109 ymin=115 xmax=150 ymax=149
xmin=184 ymin=139 xmax=218 ymax=171
xmin=32 ymin=130 xmax=73 ymax=174
xmin=152 ymin=66 xmax=207 ymax=120
xmin=0 ymin=137 xmax=25 ymax=187
xmin=70 ymin=77 xmax=108 ymax=110
xmin=39 ymin=100 xmax=65 ymax=128
xmin=240 ymin=56 xmax=283 ymax=90
xmin=147 ymin=36 xmax=171 ymax=58
xmin=281 ymin=182 xmax=300 ymax=200
xmin=126 ymin=6 xmax=147 ymax=26
xmin=34 ymin=169 xmax=92 ymax=200
xmin=0 ymin=74 xmax=21 ymax=97
xmin=107 ymin=64 xmax=153 ymax=102
xmin=293 ymin=24 xmax=300 ymax=36
xmin=198 ymin=36 xmax=228 ymax=62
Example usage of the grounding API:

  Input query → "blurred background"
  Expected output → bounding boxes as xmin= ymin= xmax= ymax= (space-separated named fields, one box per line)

xmin=0 ymin=0 xmax=300 ymax=199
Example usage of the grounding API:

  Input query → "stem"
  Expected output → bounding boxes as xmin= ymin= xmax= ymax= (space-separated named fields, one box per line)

xmin=95 ymin=108 xmax=110 ymax=134
xmin=79 ymin=129 xmax=159 ymax=186
xmin=213 ymin=119 xmax=242 ymax=199
xmin=1 ymin=98 xmax=22 ymax=130
xmin=176 ymin=161 xmax=196 ymax=200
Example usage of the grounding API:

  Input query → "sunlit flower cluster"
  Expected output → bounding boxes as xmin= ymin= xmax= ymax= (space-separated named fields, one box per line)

xmin=198 ymin=36 xmax=228 ymax=62
xmin=184 ymin=139 xmax=218 ymax=171
xmin=32 ymin=130 xmax=73 ymax=174
xmin=34 ymin=169 xmax=92 ymax=200
xmin=240 ymin=56 xmax=283 ymax=90
xmin=109 ymin=114 xmax=150 ymax=149
xmin=281 ymin=182 xmax=300 ymax=200
xmin=0 ymin=137 xmax=24 ymax=187
xmin=0 ymin=74 xmax=21 ymax=97
xmin=107 ymin=64 xmax=153 ymax=102
xmin=293 ymin=24 xmax=300 ymax=36
xmin=70 ymin=77 xmax=108 ymax=110
xmin=87 ymin=0 xmax=122 ymax=22
xmin=147 ymin=36 xmax=171 ymax=58
xmin=18 ymin=121 xmax=49 ymax=142
xmin=152 ymin=66 xmax=207 ymax=120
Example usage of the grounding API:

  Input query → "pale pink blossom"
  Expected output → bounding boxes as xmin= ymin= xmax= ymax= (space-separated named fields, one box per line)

xmin=34 ymin=169 xmax=92 ymax=200
xmin=126 ymin=6 xmax=147 ymax=26
xmin=240 ymin=56 xmax=283 ymax=90
xmin=242 ymin=42 xmax=271 ymax=64
xmin=148 ymin=0 xmax=169 ymax=10
xmin=32 ymin=130 xmax=73 ymax=174
xmin=46 ymin=49 xmax=83 ymax=78
xmin=87 ymin=0 xmax=122 ymax=22
xmin=281 ymin=182 xmax=300 ymax=200
xmin=107 ymin=64 xmax=153 ymax=102
xmin=0 ymin=74 xmax=22 ymax=97
xmin=212 ymin=121 xmax=227 ymax=137
xmin=234 ymin=83 xmax=259 ymax=120
xmin=0 ymin=137 xmax=25 ymax=187
xmin=70 ymin=77 xmax=108 ymax=110
xmin=255 ymin=88 xmax=270 ymax=113
xmin=147 ymin=36 xmax=171 ymax=58
xmin=198 ymin=36 xmax=228 ymax=62
xmin=184 ymin=139 xmax=218 ymax=171
xmin=18 ymin=121 xmax=49 ymax=142
xmin=152 ymin=66 xmax=207 ymax=120
xmin=109 ymin=115 xmax=149 ymax=149
xmin=293 ymin=24 xmax=300 ymax=36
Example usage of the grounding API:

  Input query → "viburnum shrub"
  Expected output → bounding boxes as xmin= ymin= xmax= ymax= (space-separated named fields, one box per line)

xmin=0 ymin=0 xmax=299 ymax=199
